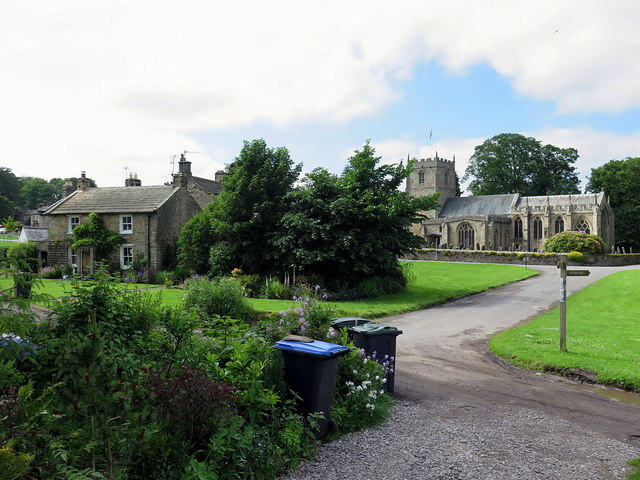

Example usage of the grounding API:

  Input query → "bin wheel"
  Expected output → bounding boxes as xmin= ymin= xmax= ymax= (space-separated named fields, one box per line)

xmin=328 ymin=419 xmax=338 ymax=434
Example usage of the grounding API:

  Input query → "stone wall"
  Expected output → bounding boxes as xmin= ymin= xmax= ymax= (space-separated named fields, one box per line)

xmin=403 ymin=249 xmax=640 ymax=267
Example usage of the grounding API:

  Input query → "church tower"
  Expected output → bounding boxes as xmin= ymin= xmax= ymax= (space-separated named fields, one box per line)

xmin=405 ymin=153 xmax=457 ymax=206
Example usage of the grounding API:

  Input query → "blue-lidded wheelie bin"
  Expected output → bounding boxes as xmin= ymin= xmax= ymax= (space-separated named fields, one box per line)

xmin=349 ymin=323 xmax=402 ymax=393
xmin=274 ymin=339 xmax=350 ymax=439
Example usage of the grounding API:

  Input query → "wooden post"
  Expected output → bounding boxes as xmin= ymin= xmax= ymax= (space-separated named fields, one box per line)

xmin=557 ymin=260 xmax=567 ymax=351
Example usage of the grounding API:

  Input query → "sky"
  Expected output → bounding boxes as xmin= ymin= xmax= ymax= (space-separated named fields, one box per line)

xmin=2 ymin=0 xmax=640 ymax=192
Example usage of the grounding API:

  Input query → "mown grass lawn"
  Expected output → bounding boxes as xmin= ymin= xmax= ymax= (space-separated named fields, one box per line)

xmin=184 ymin=261 xmax=536 ymax=317
xmin=490 ymin=269 xmax=640 ymax=392
xmin=2 ymin=261 xmax=537 ymax=318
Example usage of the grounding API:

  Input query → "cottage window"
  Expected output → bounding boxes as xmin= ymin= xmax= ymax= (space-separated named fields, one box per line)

xmin=120 ymin=215 xmax=133 ymax=234
xmin=120 ymin=245 xmax=134 ymax=269
xmin=554 ymin=217 xmax=564 ymax=234
xmin=575 ymin=219 xmax=590 ymax=234
xmin=514 ymin=217 xmax=523 ymax=239
xmin=68 ymin=216 xmax=80 ymax=233
xmin=533 ymin=218 xmax=543 ymax=239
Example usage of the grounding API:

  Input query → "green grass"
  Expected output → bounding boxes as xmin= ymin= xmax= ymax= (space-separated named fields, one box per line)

xmin=0 ymin=276 xmax=159 ymax=307
xmin=490 ymin=269 xmax=640 ymax=391
xmin=2 ymin=261 xmax=537 ymax=318
xmin=245 ymin=261 xmax=537 ymax=317
xmin=627 ymin=459 xmax=640 ymax=480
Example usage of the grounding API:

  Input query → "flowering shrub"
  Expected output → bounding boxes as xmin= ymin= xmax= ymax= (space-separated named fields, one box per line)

xmin=268 ymin=284 xmax=333 ymax=340
xmin=566 ymin=250 xmax=587 ymax=263
xmin=331 ymin=347 xmax=395 ymax=433
xmin=544 ymin=231 xmax=605 ymax=255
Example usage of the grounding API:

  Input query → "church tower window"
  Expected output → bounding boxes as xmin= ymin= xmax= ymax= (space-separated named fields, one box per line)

xmin=418 ymin=171 xmax=425 ymax=184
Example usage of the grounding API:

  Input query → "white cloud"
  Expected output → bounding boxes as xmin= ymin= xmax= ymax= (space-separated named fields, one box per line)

xmin=0 ymin=1 xmax=638 ymax=186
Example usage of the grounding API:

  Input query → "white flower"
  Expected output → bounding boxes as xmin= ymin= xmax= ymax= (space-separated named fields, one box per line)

xmin=366 ymin=403 xmax=375 ymax=410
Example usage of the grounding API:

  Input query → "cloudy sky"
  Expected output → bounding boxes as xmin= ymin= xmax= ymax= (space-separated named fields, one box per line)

xmin=2 ymin=1 xmax=639 ymax=192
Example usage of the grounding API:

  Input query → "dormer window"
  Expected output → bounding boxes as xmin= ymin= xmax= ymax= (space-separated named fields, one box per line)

xmin=68 ymin=216 xmax=80 ymax=233
xmin=120 ymin=215 xmax=133 ymax=234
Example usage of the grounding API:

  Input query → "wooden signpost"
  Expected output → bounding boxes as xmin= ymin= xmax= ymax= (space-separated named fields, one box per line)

xmin=556 ymin=260 xmax=590 ymax=351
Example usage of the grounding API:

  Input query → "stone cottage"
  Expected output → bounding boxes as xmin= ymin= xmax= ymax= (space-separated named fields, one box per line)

xmin=406 ymin=155 xmax=615 ymax=251
xmin=43 ymin=155 xmax=222 ymax=278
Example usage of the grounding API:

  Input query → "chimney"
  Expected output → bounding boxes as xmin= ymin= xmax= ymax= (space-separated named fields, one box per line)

xmin=62 ymin=179 xmax=75 ymax=198
xmin=178 ymin=153 xmax=192 ymax=176
xmin=77 ymin=171 xmax=90 ymax=191
xmin=215 ymin=170 xmax=226 ymax=183
xmin=125 ymin=172 xmax=142 ymax=187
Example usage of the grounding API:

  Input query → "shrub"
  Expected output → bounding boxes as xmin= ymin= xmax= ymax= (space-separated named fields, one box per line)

xmin=39 ymin=266 xmax=62 ymax=279
xmin=144 ymin=365 xmax=237 ymax=451
xmin=182 ymin=276 xmax=255 ymax=322
xmin=155 ymin=270 xmax=175 ymax=287
xmin=567 ymin=251 xmax=587 ymax=263
xmin=544 ymin=231 xmax=605 ymax=255
xmin=7 ymin=242 xmax=39 ymax=273
xmin=260 ymin=276 xmax=292 ymax=299
xmin=267 ymin=285 xmax=333 ymax=341
xmin=331 ymin=346 xmax=394 ymax=433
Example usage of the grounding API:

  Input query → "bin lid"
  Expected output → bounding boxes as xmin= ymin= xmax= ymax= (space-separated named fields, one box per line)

xmin=274 ymin=339 xmax=350 ymax=357
xmin=331 ymin=317 xmax=373 ymax=328
xmin=350 ymin=323 xmax=403 ymax=336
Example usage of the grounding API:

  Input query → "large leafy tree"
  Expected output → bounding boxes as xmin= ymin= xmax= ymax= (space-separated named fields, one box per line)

xmin=586 ymin=157 xmax=640 ymax=250
xmin=275 ymin=141 xmax=440 ymax=293
xmin=18 ymin=177 xmax=63 ymax=209
xmin=178 ymin=139 xmax=301 ymax=276
xmin=463 ymin=133 xmax=580 ymax=196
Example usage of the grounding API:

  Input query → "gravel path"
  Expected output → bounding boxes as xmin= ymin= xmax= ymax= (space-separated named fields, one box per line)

xmin=285 ymin=398 xmax=639 ymax=480
xmin=283 ymin=265 xmax=640 ymax=479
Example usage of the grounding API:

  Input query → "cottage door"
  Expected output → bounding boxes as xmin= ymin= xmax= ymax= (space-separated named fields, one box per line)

xmin=79 ymin=247 xmax=94 ymax=275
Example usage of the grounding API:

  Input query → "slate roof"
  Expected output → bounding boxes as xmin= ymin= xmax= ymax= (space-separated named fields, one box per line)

xmin=20 ymin=227 xmax=49 ymax=242
xmin=44 ymin=186 xmax=178 ymax=214
xmin=517 ymin=193 xmax=603 ymax=208
xmin=438 ymin=194 xmax=518 ymax=217
xmin=191 ymin=176 xmax=223 ymax=195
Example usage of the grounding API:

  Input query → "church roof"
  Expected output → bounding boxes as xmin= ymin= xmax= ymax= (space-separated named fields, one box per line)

xmin=438 ymin=194 xmax=518 ymax=217
xmin=44 ymin=186 xmax=178 ymax=215
xmin=517 ymin=192 xmax=603 ymax=208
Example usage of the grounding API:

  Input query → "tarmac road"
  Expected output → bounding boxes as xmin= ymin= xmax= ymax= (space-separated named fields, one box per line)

xmin=387 ymin=263 xmax=640 ymax=445
xmin=286 ymin=263 xmax=640 ymax=480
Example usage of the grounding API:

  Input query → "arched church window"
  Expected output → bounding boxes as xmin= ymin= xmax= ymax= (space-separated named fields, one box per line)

xmin=458 ymin=223 xmax=475 ymax=249
xmin=554 ymin=217 xmax=564 ymax=234
xmin=514 ymin=217 xmax=523 ymax=238
xmin=575 ymin=219 xmax=590 ymax=234
xmin=533 ymin=217 xmax=543 ymax=239
xmin=418 ymin=171 xmax=425 ymax=184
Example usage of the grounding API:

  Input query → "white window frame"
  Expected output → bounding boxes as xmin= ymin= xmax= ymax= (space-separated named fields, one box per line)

xmin=68 ymin=216 xmax=80 ymax=234
xmin=120 ymin=215 xmax=133 ymax=234
xmin=120 ymin=245 xmax=134 ymax=269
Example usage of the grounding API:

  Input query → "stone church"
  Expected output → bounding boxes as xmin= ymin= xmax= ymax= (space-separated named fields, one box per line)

xmin=406 ymin=155 xmax=615 ymax=251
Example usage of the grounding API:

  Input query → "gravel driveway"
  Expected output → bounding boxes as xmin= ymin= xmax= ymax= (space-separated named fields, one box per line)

xmin=283 ymin=264 xmax=640 ymax=480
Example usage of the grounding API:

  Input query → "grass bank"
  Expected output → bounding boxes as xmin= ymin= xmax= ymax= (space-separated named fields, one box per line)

xmin=238 ymin=262 xmax=537 ymax=317
xmin=490 ymin=269 xmax=640 ymax=392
